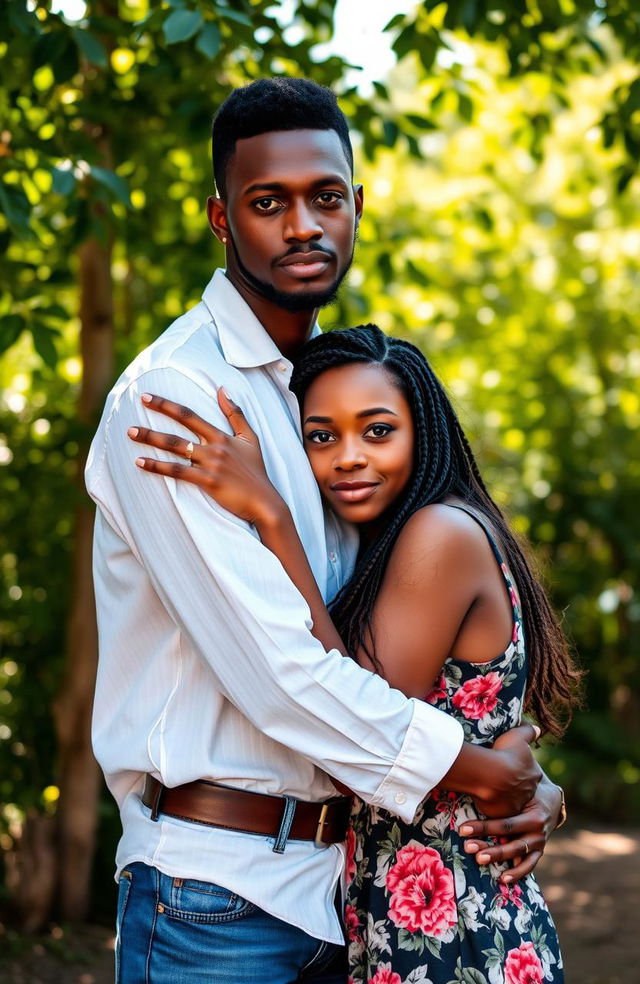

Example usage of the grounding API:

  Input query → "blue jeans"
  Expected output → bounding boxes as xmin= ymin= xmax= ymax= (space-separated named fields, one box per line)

xmin=116 ymin=862 xmax=347 ymax=983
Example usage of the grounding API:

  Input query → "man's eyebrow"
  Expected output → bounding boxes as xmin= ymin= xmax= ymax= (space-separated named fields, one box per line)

xmin=243 ymin=175 xmax=351 ymax=196
xmin=304 ymin=408 xmax=398 ymax=425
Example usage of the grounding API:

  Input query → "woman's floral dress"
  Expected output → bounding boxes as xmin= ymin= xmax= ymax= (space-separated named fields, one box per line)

xmin=346 ymin=508 xmax=563 ymax=984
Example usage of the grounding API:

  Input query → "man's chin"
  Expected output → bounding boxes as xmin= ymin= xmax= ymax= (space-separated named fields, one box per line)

xmin=262 ymin=283 xmax=341 ymax=313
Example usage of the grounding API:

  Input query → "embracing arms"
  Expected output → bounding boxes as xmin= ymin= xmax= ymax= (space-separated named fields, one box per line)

xmin=129 ymin=388 xmax=563 ymax=879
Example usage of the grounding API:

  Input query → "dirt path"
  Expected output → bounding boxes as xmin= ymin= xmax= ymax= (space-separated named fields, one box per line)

xmin=1 ymin=824 xmax=637 ymax=984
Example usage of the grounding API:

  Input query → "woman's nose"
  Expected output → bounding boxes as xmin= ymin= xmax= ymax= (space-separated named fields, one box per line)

xmin=334 ymin=442 xmax=367 ymax=471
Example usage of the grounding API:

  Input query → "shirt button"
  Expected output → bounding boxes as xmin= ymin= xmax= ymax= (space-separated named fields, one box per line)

xmin=328 ymin=551 xmax=337 ymax=563
xmin=278 ymin=362 xmax=288 ymax=372
xmin=394 ymin=791 xmax=407 ymax=806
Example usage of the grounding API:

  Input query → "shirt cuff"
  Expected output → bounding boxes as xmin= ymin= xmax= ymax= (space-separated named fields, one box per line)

xmin=369 ymin=700 xmax=465 ymax=823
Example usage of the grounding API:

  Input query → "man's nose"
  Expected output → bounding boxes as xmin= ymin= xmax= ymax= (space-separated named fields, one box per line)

xmin=283 ymin=201 xmax=323 ymax=242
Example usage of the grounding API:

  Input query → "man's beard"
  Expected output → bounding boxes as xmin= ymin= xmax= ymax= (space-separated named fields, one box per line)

xmin=232 ymin=243 xmax=354 ymax=313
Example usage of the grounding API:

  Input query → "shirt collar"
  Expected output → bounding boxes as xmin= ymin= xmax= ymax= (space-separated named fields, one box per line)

xmin=202 ymin=268 xmax=320 ymax=369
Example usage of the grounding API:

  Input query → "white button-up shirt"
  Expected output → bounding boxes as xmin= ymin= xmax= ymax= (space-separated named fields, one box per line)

xmin=86 ymin=269 xmax=463 ymax=943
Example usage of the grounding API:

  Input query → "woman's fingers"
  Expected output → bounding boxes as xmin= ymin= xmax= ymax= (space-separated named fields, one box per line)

xmin=139 ymin=393 xmax=222 ymax=444
xmin=134 ymin=456 xmax=210 ymax=489
xmin=128 ymin=426 xmax=201 ymax=461
xmin=462 ymin=831 xmax=545 ymax=883
xmin=217 ymin=387 xmax=258 ymax=446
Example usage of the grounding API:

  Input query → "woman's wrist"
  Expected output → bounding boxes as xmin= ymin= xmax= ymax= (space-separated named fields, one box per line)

xmin=253 ymin=490 xmax=291 ymax=531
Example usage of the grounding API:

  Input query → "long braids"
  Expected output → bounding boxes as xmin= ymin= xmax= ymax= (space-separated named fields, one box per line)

xmin=290 ymin=325 xmax=582 ymax=739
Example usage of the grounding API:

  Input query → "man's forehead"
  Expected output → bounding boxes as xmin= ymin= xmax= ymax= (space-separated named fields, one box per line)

xmin=228 ymin=128 xmax=352 ymax=191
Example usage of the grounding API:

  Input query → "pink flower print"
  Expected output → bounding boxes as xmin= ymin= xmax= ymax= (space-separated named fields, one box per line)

xmin=504 ymin=942 xmax=544 ymax=984
xmin=512 ymin=620 xmax=520 ymax=645
xmin=426 ymin=673 xmax=447 ymax=704
xmin=386 ymin=842 xmax=457 ymax=938
xmin=433 ymin=789 xmax=459 ymax=829
xmin=345 ymin=903 xmax=361 ymax=942
xmin=368 ymin=964 xmax=402 ymax=984
xmin=498 ymin=881 xmax=524 ymax=909
xmin=451 ymin=671 xmax=503 ymax=720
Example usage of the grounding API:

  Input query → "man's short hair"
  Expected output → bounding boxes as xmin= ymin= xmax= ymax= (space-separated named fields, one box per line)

xmin=212 ymin=77 xmax=354 ymax=197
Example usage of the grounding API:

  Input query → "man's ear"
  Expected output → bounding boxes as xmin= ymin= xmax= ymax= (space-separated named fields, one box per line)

xmin=353 ymin=183 xmax=364 ymax=226
xmin=207 ymin=196 xmax=229 ymax=245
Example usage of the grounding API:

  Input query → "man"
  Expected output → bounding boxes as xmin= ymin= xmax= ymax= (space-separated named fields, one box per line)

xmin=87 ymin=78 xmax=562 ymax=983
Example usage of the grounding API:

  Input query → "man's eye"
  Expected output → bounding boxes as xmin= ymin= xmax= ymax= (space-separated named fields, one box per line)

xmin=367 ymin=424 xmax=393 ymax=439
xmin=254 ymin=198 xmax=280 ymax=212
xmin=315 ymin=192 xmax=342 ymax=207
xmin=306 ymin=430 xmax=335 ymax=444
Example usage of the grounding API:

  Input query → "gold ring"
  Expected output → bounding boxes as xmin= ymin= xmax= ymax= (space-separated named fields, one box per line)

xmin=185 ymin=440 xmax=194 ymax=461
xmin=521 ymin=840 xmax=529 ymax=856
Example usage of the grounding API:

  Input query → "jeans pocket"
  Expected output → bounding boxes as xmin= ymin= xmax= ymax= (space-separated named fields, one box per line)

xmin=162 ymin=877 xmax=256 ymax=925
xmin=115 ymin=870 xmax=133 ymax=983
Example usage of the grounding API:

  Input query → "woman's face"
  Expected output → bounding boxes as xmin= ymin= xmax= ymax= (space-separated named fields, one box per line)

xmin=301 ymin=362 xmax=415 ymax=526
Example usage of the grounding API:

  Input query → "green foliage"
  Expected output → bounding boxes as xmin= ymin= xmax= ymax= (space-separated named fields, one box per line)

xmin=1 ymin=0 xmax=639 ymax=914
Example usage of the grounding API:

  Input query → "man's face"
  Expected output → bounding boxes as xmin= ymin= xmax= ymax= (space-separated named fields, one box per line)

xmin=212 ymin=129 xmax=362 ymax=312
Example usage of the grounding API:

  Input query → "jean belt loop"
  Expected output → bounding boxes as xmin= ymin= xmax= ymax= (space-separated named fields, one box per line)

xmin=272 ymin=795 xmax=298 ymax=854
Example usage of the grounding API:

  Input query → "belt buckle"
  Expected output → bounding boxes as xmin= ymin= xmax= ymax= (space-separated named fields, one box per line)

xmin=314 ymin=802 xmax=331 ymax=847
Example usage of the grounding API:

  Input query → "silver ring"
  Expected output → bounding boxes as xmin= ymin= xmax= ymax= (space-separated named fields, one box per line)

xmin=184 ymin=440 xmax=194 ymax=462
xmin=521 ymin=840 xmax=530 ymax=856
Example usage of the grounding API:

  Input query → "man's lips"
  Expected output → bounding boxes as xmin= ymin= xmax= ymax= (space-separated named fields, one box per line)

xmin=329 ymin=481 xmax=380 ymax=503
xmin=278 ymin=250 xmax=334 ymax=280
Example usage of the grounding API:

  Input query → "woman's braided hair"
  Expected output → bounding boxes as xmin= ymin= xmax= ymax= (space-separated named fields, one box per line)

xmin=290 ymin=324 xmax=582 ymax=738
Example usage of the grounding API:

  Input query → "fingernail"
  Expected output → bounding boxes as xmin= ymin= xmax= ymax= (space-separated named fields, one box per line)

xmin=501 ymin=874 xmax=513 ymax=884
xmin=128 ymin=427 xmax=139 ymax=438
xmin=476 ymin=852 xmax=491 ymax=864
xmin=135 ymin=458 xmax=145 ymax=468
xmin=141 ymin=393 xmax=152 ymax=404
xmin=459 ymin=825 xmax=473 ymax=836
xmin=533 ymin=725 xmax=541 ymax=740
xmin=464 ymin=841 xmax=479 ymax=853
xmin=219 ymin=386 xmax=233 ymax=401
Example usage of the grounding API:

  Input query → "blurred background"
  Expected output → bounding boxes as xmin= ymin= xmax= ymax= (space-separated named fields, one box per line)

xmin=1 ymin=1 xmax=638 ymax=981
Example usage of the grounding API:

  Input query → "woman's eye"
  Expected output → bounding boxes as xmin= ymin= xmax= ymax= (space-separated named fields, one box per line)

xmin=306 ymin=430 xmax=335 ymax=444
xmin=367 ymin=423 xmax=393 ymax=439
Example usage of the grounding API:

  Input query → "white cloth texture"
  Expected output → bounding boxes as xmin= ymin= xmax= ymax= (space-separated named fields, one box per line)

xmin=86 ymin=269 xmax=464 ymax=944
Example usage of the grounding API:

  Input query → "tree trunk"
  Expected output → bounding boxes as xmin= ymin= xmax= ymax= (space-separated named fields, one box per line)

xmin=52 ymin=234 xmax=114 ymax=921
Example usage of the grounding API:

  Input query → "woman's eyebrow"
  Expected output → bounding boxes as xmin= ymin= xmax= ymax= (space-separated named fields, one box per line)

xmin=357 ymin=407 xmax=398 ymax=418
xmin=304 ymin=407 xmax=398 ymax=425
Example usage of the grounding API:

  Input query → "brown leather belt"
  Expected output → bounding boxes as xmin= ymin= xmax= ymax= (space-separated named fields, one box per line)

xmin=142 ymin=775 xmax=351 ymax=852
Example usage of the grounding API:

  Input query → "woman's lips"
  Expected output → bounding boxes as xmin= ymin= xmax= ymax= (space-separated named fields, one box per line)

xmin=330 ymin=482 xmax=379 ymax=503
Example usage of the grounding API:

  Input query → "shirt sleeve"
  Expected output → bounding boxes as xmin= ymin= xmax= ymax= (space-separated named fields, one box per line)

xmin=88 ymin=367 xmax=463 ymax=822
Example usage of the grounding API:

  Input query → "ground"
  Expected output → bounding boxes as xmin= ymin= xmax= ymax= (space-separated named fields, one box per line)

xmin=1 ymin=823 xmax=637 ymax=984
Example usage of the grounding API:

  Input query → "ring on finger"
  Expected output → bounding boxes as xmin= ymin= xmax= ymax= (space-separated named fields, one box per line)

xmin=184 ymin=440 xmax=195 ymax=462
xmin=520 ymin=839 xmax=530 ymax=856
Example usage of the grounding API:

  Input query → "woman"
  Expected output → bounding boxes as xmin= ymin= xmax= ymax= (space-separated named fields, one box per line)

xmin=130 ymin=325 xmax=580 ymax=983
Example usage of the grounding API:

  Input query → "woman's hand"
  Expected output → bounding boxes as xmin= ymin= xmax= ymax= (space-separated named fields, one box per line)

xmin=128 ymin=389 xmax=285 ymax=526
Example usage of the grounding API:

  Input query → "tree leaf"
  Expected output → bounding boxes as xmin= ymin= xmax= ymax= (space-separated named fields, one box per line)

xmin=73 ymin=28 xmax=108 ymax=68
xmin=0 ymin=314 xmax=26 ymax=354
xmin=0 ymin=184 xmax=31 ymax=230
xmin=163 ymin=9 xmax=204 ymax=45
xmin=52 ymin=166 xmax=76 ymax=197
xmin=196 ymin=22 xmax=221 ymax=60
xmin=90 ymin=166 xmax=131 ymax=207
xmin=216 ymin=7 xmax=253 ymax=27
xmin=31 ymin=322 xmax=59 ymax=368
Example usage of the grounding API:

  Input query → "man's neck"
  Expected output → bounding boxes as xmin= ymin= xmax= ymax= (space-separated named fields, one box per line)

xmin=224 ymin=269 xmax=317 ymax=360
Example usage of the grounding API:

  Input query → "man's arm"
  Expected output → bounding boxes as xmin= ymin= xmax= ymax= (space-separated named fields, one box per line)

xmin=88 ymin=366 xmax=465 ymax=822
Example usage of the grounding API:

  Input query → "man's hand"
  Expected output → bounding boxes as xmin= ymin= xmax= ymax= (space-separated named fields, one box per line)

xmin=442 ymin=724 xmax=542 ymax=817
